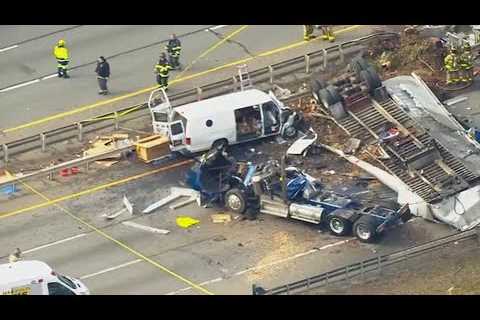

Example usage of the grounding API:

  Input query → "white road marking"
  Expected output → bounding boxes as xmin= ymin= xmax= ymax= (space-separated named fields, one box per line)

xmin=165 ymin=239 xmax=353 ymax=295
xmin=0 ymin=79 xmax=40 ymax=93
xmin=207 ymin=25 xmax=228 ymax=31
xmin=41 ymin=74 xmax=57 ymax=80
xmin=0 ymin=45 xmax=19 ymax=53
xmin=23 ymin=233 xmax=87 ymax=255
xmin=79 ymin=259 xmax=142 ymax=280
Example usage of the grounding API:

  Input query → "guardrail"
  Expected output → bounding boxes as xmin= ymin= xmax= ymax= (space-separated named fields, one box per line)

xmin=0 ymin=32 xmax=399 ymax=164
xmin=252 ymin=227 xmax=480 ymax=295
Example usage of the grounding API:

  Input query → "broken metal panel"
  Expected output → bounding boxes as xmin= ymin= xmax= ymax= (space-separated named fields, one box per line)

xmin=430 ymin=185 xmax=480 ymax=231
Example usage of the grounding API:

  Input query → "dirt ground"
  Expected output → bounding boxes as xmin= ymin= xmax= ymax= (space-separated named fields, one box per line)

xmin=302 ymin=238 xmax=480 ymax=295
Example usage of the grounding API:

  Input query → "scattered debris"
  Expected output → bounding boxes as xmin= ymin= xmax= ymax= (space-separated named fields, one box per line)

xmin=211 ymin=213 xmax=232 ymax=224
xmin=135 ymin=135 xmax=170 ymax=163
xmin=213 ymin=235 xmax=227 ymax=242
xmin=176 ymin=216 xmax=200 ymax=229
xmin=286 ymin=130 xmax=318 ymax=156
xmin=83 ymin=134 xmax=133 ymax=160
xmin=123 ymin=195 xmax=135 ymax=215
xmin=102 ymin=195 xmax=134 ymax=220
xmin=343 ymin=138 xmax=361 ymax=155
xmin=102 ymin=208 xmax=127 ymax=220
xmin=237 ymin=243 xmax=244 ymax=247
xmin=122 ymin=221 xmax=170 ymax=234
xmin=95 ymin=159 xmax=119 ymax=167
xmin=447 ymin=286 xmax=455 ymax=295
xmin=143 ymin=187 xmax=199 ymax=214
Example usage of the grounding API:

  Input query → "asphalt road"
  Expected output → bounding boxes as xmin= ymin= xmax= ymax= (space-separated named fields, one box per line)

xmin=0 ymin=25 xmax=374 ymax=136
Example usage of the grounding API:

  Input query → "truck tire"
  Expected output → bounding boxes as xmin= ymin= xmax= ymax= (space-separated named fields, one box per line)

xmin=328 ymin=215 xmax=352 ymax=237
xmin=318 ymin=85 xmax=341 ymax=109
xmin=350 ymin=57 xmax=369 ymax=77
xmin=353 ymin=215 xmax=378 ymax=243
xmin=212 ymin=138 xmax=228 ymax=151
xmin=366 ymin=67 xmax=382 ymax=89
xmin=360 ymin=68 xmax=382 ymax=94
xmin=311 ymin=78 xmax=327 ymax=102
xmin=225 ymin=188 xmax=247 ymax=214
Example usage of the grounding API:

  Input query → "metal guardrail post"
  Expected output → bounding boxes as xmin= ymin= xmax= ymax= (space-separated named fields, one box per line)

xmin=77 ymin=123 xmax=83 ymax=142
xmin=40 ymin=133 xmax=46 ymax=152
xmin=232 ymin=76 xmax=238 ymax=92
xmin=252 ymin=284 xmax=257 ymax=295
xmin=196 ymin=87 xmax=203 ymax=101
xmin=338 ymin=44 xmax=345 ymax=64
xmin=322 ymin=49 xmax=328 ymax=70
xmin=2 ymin=144 xmax=8 ymax=163
xmin=114 ymin=112 xmax=119 ymax=130
xmin=268 ymin=65 xmax=274 ymax=84
xmin=304 ymin=55 xmax=311 ymax=74
xmin=306 ymin=277 xmax=311 ymax=289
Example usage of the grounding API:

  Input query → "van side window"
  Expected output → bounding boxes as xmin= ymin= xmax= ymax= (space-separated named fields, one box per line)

xmin=206 ymin=120 xmax=213 ymax=127
xmin=48 ymin=282 xmax=75 ymax=295
xmin=235 ymin=106 xmax=262 ymax=142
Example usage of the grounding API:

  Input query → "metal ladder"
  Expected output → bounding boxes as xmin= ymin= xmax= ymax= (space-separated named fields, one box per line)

xmin=237 ymin=64 xmax=252 ymax=91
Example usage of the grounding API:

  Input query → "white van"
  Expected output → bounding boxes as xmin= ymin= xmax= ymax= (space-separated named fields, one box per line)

xmin=0 ymin=260 xmax=90 ymax=295
xmin=148 ymin=88 xmax=298 ymax=154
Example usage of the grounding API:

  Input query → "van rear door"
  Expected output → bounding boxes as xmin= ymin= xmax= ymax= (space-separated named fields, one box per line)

xmin=168 ymin=120 xmax=186 ymax=150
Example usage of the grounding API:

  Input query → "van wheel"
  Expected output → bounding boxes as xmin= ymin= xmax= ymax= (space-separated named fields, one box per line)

xmin=212 ymin=139 xmax=228 ymax=151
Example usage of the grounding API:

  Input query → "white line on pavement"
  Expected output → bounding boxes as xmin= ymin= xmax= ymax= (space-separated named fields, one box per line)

xmin=79 ymin=259 xmax=143 ymax=280
xmin=0 ymin=45 xmax=19 ymax=53
xmin=41 ymin=74 xmax=58 ymax=80
xmin=165 ymin=239 xmax=353 ymax=295
xmin=23 ymin=233 xmax=87 ymax=255
xmin=207 ymin=25 xmax=228 ymax=31
xmin=0 ymin=79 xmax=40 ymax=93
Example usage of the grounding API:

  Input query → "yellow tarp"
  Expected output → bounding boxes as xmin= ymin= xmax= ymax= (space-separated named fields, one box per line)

xmin=176 ymin=216 xmax=200 ymax=228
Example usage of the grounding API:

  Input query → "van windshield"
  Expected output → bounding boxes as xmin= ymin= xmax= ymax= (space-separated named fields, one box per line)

xmin=58 ymin=274 xmax=76 ymax=289
xmin=153 ymin=112 xmax=168 ymax=122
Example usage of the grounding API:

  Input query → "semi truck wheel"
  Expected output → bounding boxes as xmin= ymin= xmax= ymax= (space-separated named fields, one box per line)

xmin=311 ymin=77 xmax=327 ymax=102
xmin=225 ymin=188 xmax=247 ymax=214
xmin=318 ymin=85 xmax=341 ymax=109
xmin=328 ymin=215 xmax=352 ymax=236
xmin=360 ymin=67 xmax=382 ymax=94
xmin=350 ymin=57 xmax=369 ymax=77
xmin=353 ymin=215 xmax=378 ymax=243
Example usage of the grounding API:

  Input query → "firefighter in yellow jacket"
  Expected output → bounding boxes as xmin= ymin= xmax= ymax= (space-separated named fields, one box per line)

xmin=444 ymin=47 xmax=460 ymax=85
xmin=53 ymin=39 xmax=70 ymax=78
xmin=303 ymin=25 xmax=315 ymax=41
xmin=459 ymin=42 xmax=474 ymax=83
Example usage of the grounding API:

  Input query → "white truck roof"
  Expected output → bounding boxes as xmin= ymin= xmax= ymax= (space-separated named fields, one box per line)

xmin=0 ymin=260 xmax=52 ymax=283
xmin=174 ymin=89 xmax=272 ymax=120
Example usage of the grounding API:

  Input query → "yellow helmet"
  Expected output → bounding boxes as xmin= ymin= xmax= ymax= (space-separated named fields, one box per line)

xmin=58 ymin=39 xmax=66 ymax=47
xmin=464 ymin=42 xmax=471 ymax=51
